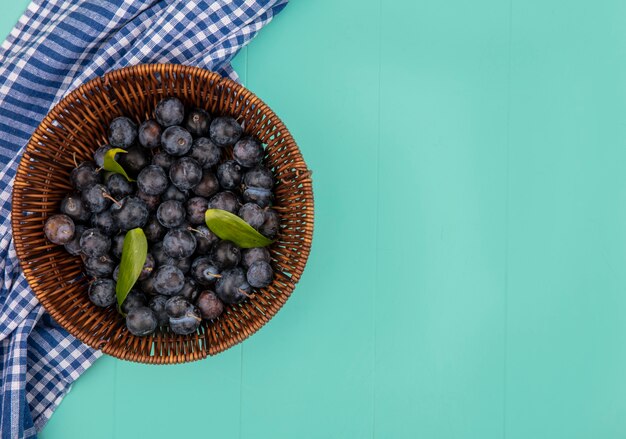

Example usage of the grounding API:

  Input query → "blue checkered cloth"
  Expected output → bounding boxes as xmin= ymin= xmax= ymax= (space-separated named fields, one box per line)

xmin=0 ymin=1 xmax=287 ymax=437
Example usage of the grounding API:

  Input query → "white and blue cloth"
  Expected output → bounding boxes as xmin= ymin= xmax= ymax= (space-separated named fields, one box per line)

xmin=0 ymin=1 xmax=287 ymax=437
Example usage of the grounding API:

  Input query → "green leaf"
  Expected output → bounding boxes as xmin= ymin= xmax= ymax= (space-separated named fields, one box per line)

xmin=116 ymin=228 xmax=147 ymax=314
xmin=103 ymin=148 xmax=134 ymax=182
xmin=205 ymin=209 xmax=274 ymax=248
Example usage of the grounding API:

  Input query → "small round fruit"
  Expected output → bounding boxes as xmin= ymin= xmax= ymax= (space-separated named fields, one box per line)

xmin=238 ymin=203 xmax=265 ymax=229
xmin=137 ymin=164 xmax=168 ymax=196
xmin=111 ymin=196 xmax=149 ymax=231
xmin=242 ymin=187 xmax=272 ymax=208
xmin=93 ymin=145 xmax=111 ymax=168
xmin=247 ymin=261 xmax=273 ymax=288
xmin=185 ymin=197 xmax=208 ymax=225
xmin=79 ymin=228 xmax=111 ymax=257
xmin=43 ymin=214 xmax=75 ymax=245
xmin=260 ymin=209 xmax=280 ymax=239
xmin=184 ymin=108 xmax=211 ymax=137
xmin=108 ymin=117 xmax=137 ymax=148
xmin=139 ymin=253 xmax=156 ymax=281
xmin=192 ymin=171 xmax=219 ymax=198
xmin=91 ymin=210 xmax=118 ymax=235
xmin=112 ymin=234 xmax=125 ymax=259
xmin=152 ymin=151 xmax=175 ymax=170
xmin=135 ymin=190 xmax=160 ymax=212
xmin=169 ymin=307 xmax=202 ymax=335
xmin=216 ymin=160 xmax=243 ymax=190
xmin=215 ymin=267 xmax=250 ymax=304
xmin=163 ymin=228 xmax=197 ymax=258
xmin=208 ymin=191 xmax=240 ymax=214
xmin=241 ymin=247 xmax=271 ymax=269
xmin=121 ymin=290 xmax=148 ymax=314
xmin=191 ymin=256 xmax=220 ymax=286
xmin=149 ymin=295 xmax=169 ymax=326
xmin=165 ymin=296 xmax=193 ymax=318
xmin=152 ymin=265 xmax=185 ymax=296
xmin=140 ymin=275 xmax=156 ymax=295
xmin=161 ymin=126 xmax=193 ymax=156
xmin=81 ymin=184 xmax=112 ymax=213
xmin=138 ymin=119 xmax=162 ymax=149
xmin=157 ymin=200 xmax=186 ymax=228
xmin=169 ymin=157 xmax=202 ymax=191
xmin=118 ymin=146 xmax=149 ymax=177
xmin=84 ymin=255 xmax=116 ymax=277
xmin=144 ymin=216 xmax=166 ymax=242
xmin=88 ymin=278 xmax=116 ymax=307
xmin=113 ymin=265 xmax=120 ymax=281
xmin=71 ymin=162 xmax=99 ymax=191
xmin=64 ymin=225 xmax=86 ymax=256
xmin=191 ymin=225 xmax=218 ymax=254
xmin=106 ymin=173 xmax=133 ymax=199
xmin=189 ymin=137 xmax=221 ymax=169
xmin=155 ymin=97 xmax=184 ymax=127
xmin=161 ymin=184 xmax=187 ymax=202
xmin=233 ymin=137 xmax=264 ymax=168
xmin=209 ymin=116 xmax=242 ymax=147
xmin=151 ymin=242 xmax=193 ymax=273
xmin=178 ymin=278 xmax=200 ymax=302
xmin=210 ymin=240 xmax=240 ymax=269
xmin=196 ymin=291 xmax=224 ymax=320
xmin=126 ymin=306 xmax=157 ymax=336
xmin=60 ymin=193 xmax=90 ymax=222
xmin=243 ymin=166 xmax=274 ymax=190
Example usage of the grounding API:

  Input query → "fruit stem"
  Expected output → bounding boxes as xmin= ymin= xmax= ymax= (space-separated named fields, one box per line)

xmin=238 ymin=289 xmax=254 ymax=299
xmin=102 ymin=193 xmax=121 ymax=207
xmin=209 ymin=273 xmax=222 ymax=279
xmin=72 ymin=152 xmax=78 ymax=168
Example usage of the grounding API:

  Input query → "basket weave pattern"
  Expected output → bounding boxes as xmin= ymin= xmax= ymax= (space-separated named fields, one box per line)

xmin=11 ymin=64 xmax=314 ymax=364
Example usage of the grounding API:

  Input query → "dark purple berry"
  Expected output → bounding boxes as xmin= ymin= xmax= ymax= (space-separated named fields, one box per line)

xmin=71 ymin=162 xmax=99 ymax=191
xmin=233 ymin=137 xmax=264 ymax=168
xmin=82 ymin=183 xmax=111 ymax=213
xmin=161 ymin=126 xmax=192 ymax=156
xmin=260 ymin=209 xmax=279 ymax=239
xmin=155 ymin=97 xmax=185 ymax=127
xmin=189 ymin=137 xmax=221 ymax=169
xmin=157 ymin=200 xmax=186 ymax=228
xmin=79 ymin=228 xmax=111 ymax=257
xmin=138 ymin=119 xmax=162 ymax=149
xmin=196 ymin=291 xmax=224 ymax=320
xmin=137 ymin=165 xmax=168 ymax=196
xmin=108 ymin=117 xmax=137 ymax=148
xmin=152 ymin=265 xmax=185 ymax=296
xmin=209 ymin=116 xmax=242 ymax=148
xmin=238 ymin=203 xmax=265 ymax=229
xmin=88 ymin=278 xmax=116 ymax=307
xmin=162 ymin=228 xmax=196 ymax=259
xmin=185 ymin=197 xmax=208 ymax=225
xmin=208 ymin=191 xmax=240 ymax=214
xmin=216 ymin=267 xmax=250 ymax=304
xmin=192 ymin=171 xmax=219 ymax=198
xmin=60 ymin=193 xmax=90 ymax=222
xmin=126 ymin=306 xmax=157 ymax=336
xmin=169 ymin=157 xmax=202 ymax=191
xmin=247 ymin=260 xmax=273 ymax=288
xmin=184 ymin=108 xmax=211 ymax=137
xmin=152 ymin=151 xmax=175 ymax=170
xmin=216 ymin=160 xmax=243 ymax=190
xmin=210 ymin=240 xmax=240 ymax=269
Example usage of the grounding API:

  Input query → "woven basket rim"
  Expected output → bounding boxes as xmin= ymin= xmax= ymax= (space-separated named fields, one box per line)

xmin=11 ymin=63 xmax=314 ymax=364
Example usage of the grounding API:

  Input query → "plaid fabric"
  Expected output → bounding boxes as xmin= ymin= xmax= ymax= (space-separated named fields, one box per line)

xmin=0 ymin=0 xmax=288 ymax=437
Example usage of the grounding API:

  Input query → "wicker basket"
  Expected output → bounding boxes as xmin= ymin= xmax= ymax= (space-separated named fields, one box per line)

xmin=11 ymin=64 xmax=314 ymax=364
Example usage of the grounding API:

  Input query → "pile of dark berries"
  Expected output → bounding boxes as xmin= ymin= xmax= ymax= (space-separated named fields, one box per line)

xmin=43 ymin=97 xmax=278 ymax=337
